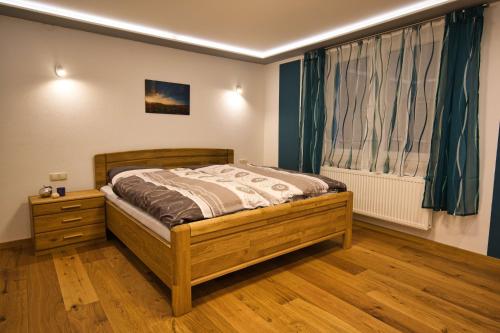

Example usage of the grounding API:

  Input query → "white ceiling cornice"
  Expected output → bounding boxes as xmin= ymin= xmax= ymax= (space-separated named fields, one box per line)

xmin=0 ymin=0 xmax=492 ymax=63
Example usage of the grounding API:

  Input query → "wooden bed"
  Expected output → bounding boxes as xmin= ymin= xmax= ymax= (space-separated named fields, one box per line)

xmin=94 ymin=148 xmax=353 ymax=316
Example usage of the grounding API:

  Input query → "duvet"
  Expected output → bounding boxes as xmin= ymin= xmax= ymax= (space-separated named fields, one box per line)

xmin=111 ymin=164 xmax=346 ymax=228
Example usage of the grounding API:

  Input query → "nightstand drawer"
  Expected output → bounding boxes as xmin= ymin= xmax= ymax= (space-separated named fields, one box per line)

xmin=33 ymin=208 xmax=105 ymax=233
xmin=32 ymin=197 xmax=104 ymax=216
xmin=35 ymin=224 xmax=105 ymax=251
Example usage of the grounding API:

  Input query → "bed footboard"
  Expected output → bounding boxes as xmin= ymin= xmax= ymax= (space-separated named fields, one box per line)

xmin=169 ymin=191 xmax=353 ymax=316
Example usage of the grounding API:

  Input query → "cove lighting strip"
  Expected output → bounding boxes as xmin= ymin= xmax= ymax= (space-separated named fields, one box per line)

xmin=0 ymin=0 xmax=451 ymax=58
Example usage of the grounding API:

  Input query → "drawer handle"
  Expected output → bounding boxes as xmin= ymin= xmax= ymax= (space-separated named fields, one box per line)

xmin=61 ymin=204 xmax=82 ymax=210
xmin=63 ymin=233 xmax=84 ymax=240
xmin=62 ymin=217 xmax=83 ymax=223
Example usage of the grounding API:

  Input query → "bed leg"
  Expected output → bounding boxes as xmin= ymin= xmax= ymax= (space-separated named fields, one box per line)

xmin=343 ymin=229 xmax=352 ymax=249
xmin=171 ymin=225 xmax=192 ymax=316
xmin=343 ymin=191 xmax=353 ymax=249
xmin=172 ymin=283 xmax=192 ymax=316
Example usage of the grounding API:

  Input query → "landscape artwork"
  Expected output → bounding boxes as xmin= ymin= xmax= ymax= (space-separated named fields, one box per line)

xmin=145 ymin=79 xmax=190 ymax=115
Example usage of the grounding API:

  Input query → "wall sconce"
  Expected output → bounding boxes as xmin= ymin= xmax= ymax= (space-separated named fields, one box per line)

xmin=235 ymin=85 xmax=243 ymax=95
xmin=55 ymin=65 xmax=67 ymax=78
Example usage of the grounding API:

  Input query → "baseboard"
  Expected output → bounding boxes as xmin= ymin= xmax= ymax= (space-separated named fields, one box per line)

xmin=0 ymin=238 xmax=31 ymax=250
xmin=354 ymin=219 xmax=500 ymax=265
xmin=354 ymin=213 xmax=431 ymax=238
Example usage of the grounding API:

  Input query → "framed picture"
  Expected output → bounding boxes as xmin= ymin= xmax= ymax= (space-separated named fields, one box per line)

xmin=145 ymin=79 xmax=190 ymax=115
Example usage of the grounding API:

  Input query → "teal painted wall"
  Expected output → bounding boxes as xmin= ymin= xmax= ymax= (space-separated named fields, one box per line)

xmin=487 ymin=125 xmax=500 ymax=258
xmin=278 ymin=60 xmax=301 ymax=170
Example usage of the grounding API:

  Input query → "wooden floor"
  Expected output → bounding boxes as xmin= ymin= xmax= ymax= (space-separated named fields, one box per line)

xmin=1 ymin=223 xmax=500 ymax=333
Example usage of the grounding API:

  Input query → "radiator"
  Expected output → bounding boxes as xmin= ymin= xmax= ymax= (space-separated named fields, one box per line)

xmin=321 ymin=167 xmax=432 ymax=230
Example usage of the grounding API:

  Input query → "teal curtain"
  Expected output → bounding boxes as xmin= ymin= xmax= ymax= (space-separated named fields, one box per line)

xmin=423 ymin=7 xmax=484 ymax=215
xmin=300 ymin=48 xmax=326 ymax=174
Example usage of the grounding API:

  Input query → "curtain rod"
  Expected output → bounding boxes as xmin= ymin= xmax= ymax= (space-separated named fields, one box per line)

xmin=324 ymin=3 xmax=489 ymax=51
xmin=324 ymin=16 xmax=443 ymax=50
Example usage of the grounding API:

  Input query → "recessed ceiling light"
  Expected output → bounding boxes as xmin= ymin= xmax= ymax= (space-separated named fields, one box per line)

xmin=0 ymin=0 xmax=451 ymax=59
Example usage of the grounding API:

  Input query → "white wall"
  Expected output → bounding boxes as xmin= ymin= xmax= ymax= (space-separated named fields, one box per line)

xmin=0 ymin=16 xmax=266 ymax=243
xmin=262 ymin=3 xmax=500 ymax=255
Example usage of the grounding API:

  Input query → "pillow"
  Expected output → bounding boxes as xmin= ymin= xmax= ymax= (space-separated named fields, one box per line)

xmin=107 ymin=166 xmax=153 ymax=182
xmin=180 ymin=164 xmax=214 ymax=170
xmin=107 ymin=164 xmax=218 ymax=183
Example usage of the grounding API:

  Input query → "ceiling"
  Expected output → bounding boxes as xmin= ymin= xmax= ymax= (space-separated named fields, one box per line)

xmin=0 ymin=0 xmax=491 ymax=63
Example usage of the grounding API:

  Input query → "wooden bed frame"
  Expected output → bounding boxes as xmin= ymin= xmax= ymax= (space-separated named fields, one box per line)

xmin=94 ymin=148 xmax=353 ymax=316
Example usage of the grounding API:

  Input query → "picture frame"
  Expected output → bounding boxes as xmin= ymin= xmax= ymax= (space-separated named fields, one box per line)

xmin=145 ymin=79 xmax=190 ymax=115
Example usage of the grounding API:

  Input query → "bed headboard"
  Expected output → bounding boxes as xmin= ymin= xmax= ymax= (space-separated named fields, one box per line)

xmin=94 ymin=148 xmax=234 ymax=189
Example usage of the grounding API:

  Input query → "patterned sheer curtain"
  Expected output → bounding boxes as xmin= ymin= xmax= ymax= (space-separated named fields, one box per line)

xmin=322 ymin=19 xmax=445 ymax=177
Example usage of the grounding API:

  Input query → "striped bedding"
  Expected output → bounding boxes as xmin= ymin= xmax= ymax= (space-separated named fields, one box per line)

xmin=111 ymin=164 xmax=346 ymax=229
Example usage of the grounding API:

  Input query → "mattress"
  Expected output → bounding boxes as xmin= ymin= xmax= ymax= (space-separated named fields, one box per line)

xmin=100 ymin=185 xmax=171 ymax=242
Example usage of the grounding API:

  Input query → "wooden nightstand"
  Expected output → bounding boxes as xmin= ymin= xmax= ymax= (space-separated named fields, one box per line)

xmin=29 ymin=189 xmax=106 ymax=255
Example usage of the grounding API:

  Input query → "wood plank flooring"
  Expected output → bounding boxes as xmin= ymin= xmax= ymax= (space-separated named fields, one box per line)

xmin=1 ymin=223 xmax=499 ymax=332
